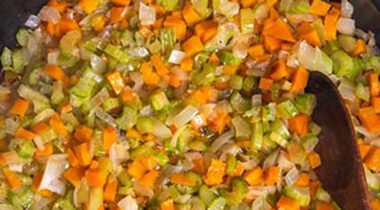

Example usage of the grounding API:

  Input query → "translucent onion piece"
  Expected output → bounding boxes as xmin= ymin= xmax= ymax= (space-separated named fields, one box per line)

xmin=156 ymin=165 xmax=184 ymax=187
xmin=89 ymin=88 xmax=110 ymax=110
xmin=33 ymin=136 xmax=46 ymax=151
xmin=38 ymin=6 xmax=61 ymax=24
xmin=2 ymin=151 xmax=23 ymax=166
xmin=173 ymin=105 xmax=199 ymax=128
xmin=5 ymin=118 xmax=18 ymax=135
xmin=38 ymin=154 xmax=68 ymax=195
xmin=251 ymin=94 xmax=262 ymax=106
xmin=341 ymin=0 xmax=354 ymax=18
xmin=139 ymin=3 xmax=156 ymax=25
xmin=118 ymin=196 xmax=138 ymax=210
xmin=133 ymin=181 xmax=154 ymax=198
xmin=130 ymin=72 xmax=144 ymax=91
xmin=95 ymin=107 xmax=117 ymax=128
xmin=263 ymin=149 xmax=280 ymax=169
xmin=209 ymin=131 xmax=234 ymax=152
xmin=25 ymin=15 xmax=41 ymax=28
xmin=297 ymin=41 xmax=333 ymax=75
xmin=284 ymin=167 xmax=299 ymax=186
xmin=151 ymin=117 xmax=173 ymax=139
xmin=338 ymin=79 xmax=356 ymax=101
xmin=337 ymin=18 xmax=355 ymax=35
xmin=168 ymin=50 xmax=186 ymax=64
xmin=109 ymin=142 xmax=129 ymax=167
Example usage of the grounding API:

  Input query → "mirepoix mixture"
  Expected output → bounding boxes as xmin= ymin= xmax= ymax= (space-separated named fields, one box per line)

xmin=1 ymin=0 xmax=380 ymax=209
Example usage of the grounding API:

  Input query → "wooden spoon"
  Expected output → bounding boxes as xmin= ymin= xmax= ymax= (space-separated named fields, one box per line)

xmin=306 ymin=71 xmax=370 ymax=210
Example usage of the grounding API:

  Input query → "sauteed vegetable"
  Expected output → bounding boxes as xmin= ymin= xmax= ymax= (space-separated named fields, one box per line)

xmin=0 ymin=0 xmax=380 ymax=209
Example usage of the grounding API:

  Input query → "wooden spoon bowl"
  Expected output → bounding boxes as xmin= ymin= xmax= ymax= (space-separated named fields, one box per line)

xmin=306 ymin=71 xmax=370 ymax=210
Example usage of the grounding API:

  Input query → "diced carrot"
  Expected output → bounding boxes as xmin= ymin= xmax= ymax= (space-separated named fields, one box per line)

xmin=180 ymin=56 xmax=193 ymax=71
xmin=308 ymin=152 xmax=321 ymax=169
xmin=86 ymin=167 xmax=108 ymax=187
xmin=370 ymin=199 xmax=380 ymax=210
xmin=44 ymin=64 xmax=70 ymax=85
xmin=74 ymin=125 xmax=94 ymax=142
xmin=350 ymin=39 xmax=367 ymax=56
xmin=126 ymin=128 xmax=142 ymax=139
xmin=263 ymin=35 xmax=283 ymax=52
xmin=182 ymin=2 xmax=202 ymax=25
xmin=139 ymin=156 xmax=157 ymax=171
xmin=74 ymin=143 xmax=92 ymax=166
xmin=296 ymin=22 xmax=321 ymax=47
xmin=208 ymin=110 xmax=231 ymax=134
xmin=141 ymin=62 xmax=160 ymax=85
xmin=358 ymin=107 xmax=380 ymax=132
xmin=127 ymin=160 xmax=147 ymax=179
xmin=291 ymin=66 xmax=309 ymax=93
xmin=281 ymin=43 xmax=294 ymax=51
xmin=48 ymin=0 xmax=67 ymax=13
xmin=64 ymin=167 xmax=85 ymax=187
xmin=244 ymin=166 xmax=263 ymax=186
xmin=171 ymin=173 xmax=196 ymax=186
xmin=295 ymin=173 xmax=310 ymax=187
xmin=169 ymin=74 xmax=181 ymax=88
xmin=310 ymin=0 xmax=332 ymax=16
xmin=358 ymin=142 xmax=372 ymax=162
xmin=104 ymin=176 xmax=118 ymax=202
xmin=110 ymin=7 xmax=126 ymax=24
xmin=35 ymin=143 xmax=53 ymax=157
xmin=195 ymin=21 xmax=218 ymax=36
xmin=248 ymin=44 xmax=266 ymax=58
xmin=208 ymin=52 xmax=220 ymax=65
xmin=201 ymin=26 xmax=218 ymax=43
xmin=164 ymin=16 xmax=187 ymax=40
xmin=183 ymin=36 xmax=204 ymax=57
xmin=203 ymin=159 xmax=226 ymax=186
xmin=32 ymin=123 xmax=51 ymax=135
xmin=160 ymin=199 xmax=175 ymax=210
xmin=56 ymin=18 xmax=79 ymax=36
xmin=310 ymin=180 xmax=320 ymax=198
xmin=139 ymin=26 xmax=152 ymax=38
xmin=316 ymin=202 xmax=334 ymax=210
xmin=151 ymin=54 xmax=169 ymax=77
xmin=258 ymin=77 xmax=274 ymax=91
xmin=266 ymin=0 xmax=278 ymax=7
xmin=92 ymin=14 xmax=106 ymax=32
xmin=232 ymin=162 xmax=245 ymax=177
xmin=3 ymin=167 xmax=22 ymax=189
xmin=277 ymin=196 xmax=300 ymax=210
xmin=110 ymin=0 xmax=130 ymax=6
xmin=32 ymin=171 xmax=43 ymax=192
xmin=263 ymin=18 xmax=296 ymax=43
xmin=370 ymin=73 xmax=379 ymax=96
xmin=268 ymin=6 xmax=280 ymax=20
xmin=15 ymin=127 xmax=36 ymax=141
xmin=223 ymin=65 xmax=238 ymax=75
xmin=140 ymin=170 xmax=159 ymax=188
xmin=241 ymin=0 xmax=257 ymax=8
xmin=106 ymin=70 xmax=125 ymax=95
xmin=372 ymin=97 xmax=380 ymax=113
xmin=67 ymin=148 xmax=80 ymax=167
xmin=288 ymin=114 xmax=310 ymax=136
xmin=270 ymin=60 xmax=289 ymax=80
xmin=49 ymin=114 xmax=68 ymax=136
xmin=103 ymin=127 xmax=118 ymax=154
xmin=9 ymin=98 xmax=29 ymax=117
xmin=324 ymin=7 xmax=340 ymax=41
xmin=263 ymin=166 xmax=280 ymax=185
xmin=365 ymin=147 xmax=380 ymax=172
xmin=237 ymin=140 xmax=251 ymax=148
xmin=79 ymin=0 xmax=99 ymax=14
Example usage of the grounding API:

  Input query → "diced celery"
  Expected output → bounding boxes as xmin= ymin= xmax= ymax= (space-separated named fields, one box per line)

xmin=229 ymin=75 xmax=243 ymax=90
xmin=242 ymin=76 xmax=257 ymax=93
xmin=136 ymin=116 xmax=154 ymax=133
xmin=160 ymin=28 xmax=177 ymax=54
xmin=120 ymin=30 xmax=135 ymax=47
xmin=232 ymin=116 xmax=251 ymax=139
xmin=271 ymin=119 xmax=291 ymax=139
xmin=134 ymin=32 xmax=145 ymax=47
xmin=204 ymin=23 xmax=236 ymax=51
xmin=146 ymin=34 xmax=162 ymax=54
xmin=298 ymin=41 xmax=333 ymax=75
xmin=226 ymin=154 xmax=237 ymax=176
xmin=316 ymin=187 xmax=331 ymax=203
xmin=309 ymin=122 xmax=321 ymax=135
xmin=207 ymin=197 xmax=226 ymax=210
xmin=102 ymin=97 xmax=120 ymax=112
xmin=57 ymin=52 xmax=78 ymax=68
xmin=188 ymin=140 xmax=207 ymax=151
xmin=157 ymin=0 xmax=179 ymax=11
xmin=262 ymin=103 xmax=276 ymax=122
xmin=240 ymin=8 xmax=254 ymax=33
xmin=104 ymin=44 xmax=130 ymax=63
xmin=271 ymin=83 xmax=281 ymax=100
xmin=355 ymin=83 xmax=370 ymax=102
xmin=17 ymin=140 xmax=36 ymax=159
xmin=261 ymin=135 xmax=278 ymax=154
xmin=28 ymin=67 xmax=42 ymax=85
xmin=277 ymin=100 xmax=299 ymax=119
xmin=1 ymin=47 xmax=12 ymax=69
xmin=19 ymin=187 xmax=34 ymax=207
xmin=12 ymin=49 xmax=25 ymax=73
xmin=212 ymin=0 xmax=239 ymax=20
xmin=279 ymin=0 xmax=294 ymax=12
xmin=16 ymin=28 xmax=30 ymax=47
xmin=368 ymin=56 xmax=380 ymax=74
xmin=364 ymin=166 xmax=380 ymax=193
xmin=331 ymin=50 xmax=362 ymax=81
xmin=224 ymin=178 xmax=248 ymax=205
xmin=130 ymin=145 xmax=154 ymax=160
xmin=294 ymin=93 xmax=316 ymax=115
xmin=150 ymin=89 xmax=170 ymax=111
xmin=251 ymin=121 xmax=264 ymax=150
xmin=288 ymin=0 xmax=310 ymax=14
xmin=155 ymin=152 xmax=169 ymax=166
xmin=283 ymin=185 xmax=311 ymax=207
xmin=194 ymin=63 xmax=216 ymax=85
xmin=116 ymin=106 xmax=138 ymax=130
xmin=269 ymin=132 xmax=288 ymax=147
xmin=220 ymin=51 xmax=241 ymax=65
xmin=194 ymin=52 xmax=209 ymax=68
xmin=199 ymin=185 xmax=217 ymax=204
xmin=18 ymin=85 xmax=50 ymax=113
xmin=230 ymin=91 xmax=250 ymax=113
xmin=192 ymin=0 xmax=211 ymax=18
xmin=84 ymin=38 xmax=99 ymax=52
xmin=302 ymin=134 xmax=319 ymax=152
xmin=51 ymin=81 xmax=65 ymax=105
xmin=88 ymin=187 xmax=103 ymax=210
xmin=60 ymin=30 xmax=82 ymax=54
xmin=7 ymin=190 xmax=23 ymax=210
xmin=338 ymin=35 xmax=356 ymax=53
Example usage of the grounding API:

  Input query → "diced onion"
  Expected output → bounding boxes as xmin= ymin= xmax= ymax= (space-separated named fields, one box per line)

xmin=263 ymin=149 xmax=280 ymax=169
xmin=118 ymin=196 xmax=138 ymax=210
xmin=341 ymin=0 xmax=354 ymax=18
xmin=130 ymin=72 xmax=144 ymax=91
xmin=39 ymin=154 xmax=68 ymax=195
xmin=133 ymin=181 xmax=154 ymax=198
xmin=338 ymin=80 xmax=356 ymax=101
xmin=284 ymin=167 xmax=299 ymax=186
xmin=5 ymin=118 xmax=19 ymax=135
xmin=337 ymin=18 xmax=355 ymax=35
xmin=25 ymin=15 xmax=41 ymax=28
xmin=169 ymin=50 xmax=186 ymax=64
xmin=251 ymin=94 xmax=262 ymax=106
xmin=95 ymin=107 xmax=117 ymax=128
xmin=109 ymin=142 xmax=129 ymax=168
xmin=156 ymin=165 xmax=184 ymax=187
xmin=34 ymin=136 xmax=46 ymax=151
xmin=139 ymin=3 xmax=156 ymax=25
xmin=173 ymin=105 xmax=199 ymax=128
xmin=38 ymin=6 xmax=61 ymax=24
xmin=151 ymin=118 xmax=173 ymax=139
xmin=210 ymin=131 xmax=234 ymax=152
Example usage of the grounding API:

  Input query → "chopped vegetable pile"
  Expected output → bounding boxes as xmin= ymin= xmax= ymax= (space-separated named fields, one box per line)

xmin=1 ymin=0 xmax=380 ymax=209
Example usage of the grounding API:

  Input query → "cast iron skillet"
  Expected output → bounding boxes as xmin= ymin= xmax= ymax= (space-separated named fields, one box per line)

xmin=0 ymin=0 xmax=378 ymax=209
